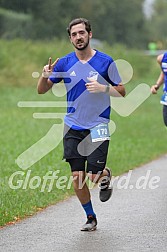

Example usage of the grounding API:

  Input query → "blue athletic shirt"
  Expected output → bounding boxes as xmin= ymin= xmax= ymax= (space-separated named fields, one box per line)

xmin=161 ymin=52 xmax=167 ymax=92
xmin=49 ymin=50 xmax=122 ymax=130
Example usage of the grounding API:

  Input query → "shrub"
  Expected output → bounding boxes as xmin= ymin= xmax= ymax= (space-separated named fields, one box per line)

xmin=0 ymin=8 xmax=32 ymax=39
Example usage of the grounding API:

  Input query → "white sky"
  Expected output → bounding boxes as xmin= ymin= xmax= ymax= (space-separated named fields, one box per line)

xmin=143 ymin=0 xmax=155 ymax=18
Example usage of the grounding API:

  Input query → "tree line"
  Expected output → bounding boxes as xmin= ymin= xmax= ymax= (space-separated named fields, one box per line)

xmin=0 ymin=0 xmax=166 ymax=49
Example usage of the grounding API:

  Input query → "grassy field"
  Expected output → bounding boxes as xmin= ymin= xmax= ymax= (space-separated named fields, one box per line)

xmin=0 ymin=39 xmax=167 ymax=227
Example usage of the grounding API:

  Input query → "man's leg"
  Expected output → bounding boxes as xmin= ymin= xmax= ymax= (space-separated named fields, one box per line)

xmin=68 ymin=159 xmax=97 ymax=231
xmin=87 ymin=167 xmax=112 ymax=202
xmin=88 ymin=168 xmax=111 ymax=184
xmin=86 ymin=139 xmax=112 ymax=202
xmin=63 ymin=127 xmax=97 ymax=230
xmin=72 ymin=170 xmax=90 ymax=204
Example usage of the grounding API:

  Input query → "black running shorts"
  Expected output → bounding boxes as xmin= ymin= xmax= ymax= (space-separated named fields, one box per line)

xmin=63 ymin=125 xmax=109 ymax=174
xmin=163 ymin=105 xmax=167 ymax=126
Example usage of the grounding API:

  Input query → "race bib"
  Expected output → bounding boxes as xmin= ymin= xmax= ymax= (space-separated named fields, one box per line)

xmin=90 ymin=123 xmax=110 ymax=142
xmin=160 ymin=92 xmax=167 ymax=105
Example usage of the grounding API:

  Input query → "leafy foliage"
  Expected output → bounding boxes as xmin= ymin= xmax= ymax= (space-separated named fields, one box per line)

xmin=146 ymin=0 xmax=167 ymax=48
xmin=0 ymin=8 xmax=32 ymax=39
xmin=0 ymin=0 xmax=147 ymax=48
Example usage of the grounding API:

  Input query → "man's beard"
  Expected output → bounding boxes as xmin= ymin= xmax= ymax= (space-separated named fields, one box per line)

xmin=73 ymin=37 xmax=90 ymax=51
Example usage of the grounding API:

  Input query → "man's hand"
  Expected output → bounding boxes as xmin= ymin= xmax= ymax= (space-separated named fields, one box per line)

xmin=151 ymin=84 xmax=159 ymax=94
xmin=42 ymin=57 xmax=59 ymax=78
xmin=85 ymin=78 xmax=106 ymax=93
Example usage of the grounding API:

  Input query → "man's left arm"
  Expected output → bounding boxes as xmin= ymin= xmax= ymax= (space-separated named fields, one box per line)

xmin=85 ymin=80 xmax=125 ymax=97
xmin=108 ymin=83 xmax=126 ymax=97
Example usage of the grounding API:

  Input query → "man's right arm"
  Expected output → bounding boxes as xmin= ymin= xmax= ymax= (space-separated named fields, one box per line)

xmin=37 ymin=76 xmax=53 ymax=94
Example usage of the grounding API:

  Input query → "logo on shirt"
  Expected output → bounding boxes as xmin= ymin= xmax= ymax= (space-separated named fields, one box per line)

xmin=88 ymin=71 xmax=98 ymax=81
xmin=70 ymin=71 xmax=76 ymax=76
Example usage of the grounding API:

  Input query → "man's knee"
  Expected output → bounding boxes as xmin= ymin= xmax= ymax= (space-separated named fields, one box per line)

xmin=87 ymin=172 xmax=102 ymax=184
xmin=72 ymin=171 xmax=88 ymax=190
xmin=72 ymin=171 xmax=86 ymax=184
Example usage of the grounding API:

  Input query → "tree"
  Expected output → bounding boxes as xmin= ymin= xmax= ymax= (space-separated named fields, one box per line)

xmin=29 ymin=0 xmax=79 ymax=39
xmin=147 ymin=0 xmax=167 ymax=48
xmin=66 ymin=0 xmax=146 ymax=48
xmin=0 ymin=0 xmax=148 ymax=48
xmin=0 ymin=0 xmax=36 ymax=13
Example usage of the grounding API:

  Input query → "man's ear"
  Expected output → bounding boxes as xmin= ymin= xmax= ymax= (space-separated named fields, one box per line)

xmin=89 ymin=31 xmax=93 ymax=39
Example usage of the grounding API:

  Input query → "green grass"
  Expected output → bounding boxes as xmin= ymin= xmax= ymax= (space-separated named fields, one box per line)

xmin=0 ymin=86 xmax=74 ymax=226
xmin=0 ymin=39 xmax=167 ymax=227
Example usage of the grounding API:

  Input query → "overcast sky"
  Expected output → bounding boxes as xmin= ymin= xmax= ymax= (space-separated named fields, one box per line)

xmin=143 ymin=0 xmax=155 ymax=18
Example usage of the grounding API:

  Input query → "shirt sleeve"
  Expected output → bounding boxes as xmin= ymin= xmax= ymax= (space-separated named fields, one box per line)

xmin=49 ymin=60 xmax=63 ymax=84
xmin=107 ymin=61 xmax=122 ymax=86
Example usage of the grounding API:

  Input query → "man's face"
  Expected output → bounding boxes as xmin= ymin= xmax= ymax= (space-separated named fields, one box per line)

xmin=69 ymin=23 xmax=92 ymax=51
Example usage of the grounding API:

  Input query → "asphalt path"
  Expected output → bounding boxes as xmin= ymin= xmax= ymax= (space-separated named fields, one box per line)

xmin=0 ymin=155 xmax=167 ymax=252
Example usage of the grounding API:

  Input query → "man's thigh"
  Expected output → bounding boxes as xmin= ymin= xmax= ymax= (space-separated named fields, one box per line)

xmin=86 ymin=140 xmax=109 ymax=174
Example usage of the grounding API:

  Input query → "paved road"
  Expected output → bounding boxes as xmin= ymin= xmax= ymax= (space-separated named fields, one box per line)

xmin=1 ymin=155 xmax=167 ymax=252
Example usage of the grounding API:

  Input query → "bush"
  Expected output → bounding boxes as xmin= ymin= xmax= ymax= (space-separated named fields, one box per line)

xmin=0 ymin=8 xmax=33 ymax=39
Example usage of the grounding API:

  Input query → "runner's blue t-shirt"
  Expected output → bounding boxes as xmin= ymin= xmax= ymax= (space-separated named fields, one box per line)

xmin=161 ymin=52 xmax=167 ymax=92
xmin=49 ymin=50 xmax=121 ymax=129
